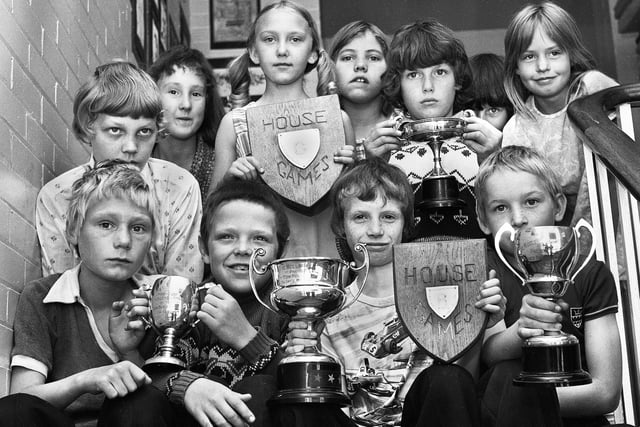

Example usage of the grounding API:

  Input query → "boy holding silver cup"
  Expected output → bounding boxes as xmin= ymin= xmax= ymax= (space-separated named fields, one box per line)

xmin=476 ymin=146 xmax=622 ymax=426
xmin=0 ymin=160 xmax=166 ymax=426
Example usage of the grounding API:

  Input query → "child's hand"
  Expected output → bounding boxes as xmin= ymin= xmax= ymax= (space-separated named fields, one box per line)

xmin=284 ymin=320 xmax=319 ymax=354
xmin=334 ymin=144 xmax=355 ymax=165
xmin=197 ymin=284 xmax=257 ymax=350
xmin=225 ymin=156 xmax=264 ymax=181
xmin=184 ymin=378 xmax=254 ymax=427
xmin=363 ymin=118 xmax=403 ymax=159
xmin=474 ymin=270 xmax=506 ymax=329
xmin=517 ymin=294 xmax=567 ymax=340
xmin=461 ymin=115 xmax=502 ymax=164
xmin=110 ymin=288 xmax=150 ymax=356
xmin=82 ymin=361 xmax=150 ymax=399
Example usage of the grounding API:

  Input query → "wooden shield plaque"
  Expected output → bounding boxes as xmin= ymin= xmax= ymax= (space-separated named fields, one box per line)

xmin=393 ymin=239 xmax=488 ymax=363
xmin=246 ymin=95 xmax=346 ymax=210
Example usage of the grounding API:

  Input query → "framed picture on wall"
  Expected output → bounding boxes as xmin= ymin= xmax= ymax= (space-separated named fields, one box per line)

xmin=131 ymin=0 xmax=147 ymax=66
xmin=210 ymin=0 xmax=259 ymax=49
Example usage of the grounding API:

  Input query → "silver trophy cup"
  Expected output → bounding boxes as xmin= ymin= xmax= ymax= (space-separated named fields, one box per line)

xmin=494 ymin=219 xmax=596 ymax=386
xmin=143 ymin=276 xmax=198 ymax=371
xmin=249 ymin=243 xmax=370 ymax=405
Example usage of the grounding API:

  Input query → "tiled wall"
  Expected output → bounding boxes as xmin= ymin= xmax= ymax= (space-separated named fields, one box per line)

xmin=0 ymin=0 xmax=133 ymax=397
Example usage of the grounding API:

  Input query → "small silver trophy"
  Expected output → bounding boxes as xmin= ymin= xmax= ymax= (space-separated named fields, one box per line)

xmin=494 ymin=219 xmax=596 ymax=386
xmin=142 ymin=276 xmax=198 ymax=371
xmin=249 ymin=243 xmax=370 ymax=405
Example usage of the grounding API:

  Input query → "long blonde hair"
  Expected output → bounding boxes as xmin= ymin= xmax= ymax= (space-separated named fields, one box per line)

xmin=227 ymin=1 xmax=335 ymax=109
xmin=504 ymin=1 xmax=596 ymax=118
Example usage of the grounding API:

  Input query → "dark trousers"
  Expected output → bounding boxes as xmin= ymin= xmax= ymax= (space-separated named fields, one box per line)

xmin=0 ymin=393 xmax=75 ymax=427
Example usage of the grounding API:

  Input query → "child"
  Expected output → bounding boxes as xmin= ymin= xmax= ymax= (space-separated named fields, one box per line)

xmin=36 ymin=61 xmax=204 ymax=283
xmin=0 ymin=160 xmax=167 ymax=426
xmin=380 ymin=19 xmax=503 ymax=240
xmin=476 ymin=146 xmax=622 ymax=427
xmin=329 ymin=21 xmax=401 ymax=158
xmin=148 ymin=45 xmax=226 ymax=199
xmin=210 ymin=0 xmax=355 ymax=258
xmin=286 ymin=158 xmax=505 ymax=426
xmin=121 ymin=179 xmax=291 ymax=427
xmin=501 ymin=2 xmax=618 ymax=227
xmin=468 ymin=53 xmax=513 ymax=131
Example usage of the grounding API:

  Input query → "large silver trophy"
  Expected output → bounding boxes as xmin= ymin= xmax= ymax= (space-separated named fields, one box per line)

xmin=495 ymin=219 xmax=596 ymax=386
xmin=142 ymin=276 xmax=198 ymax=371
xmin=395 ymin=117 xmax=466 ymax=209
xmin=249 ymin=244 xmax=370 ymax=405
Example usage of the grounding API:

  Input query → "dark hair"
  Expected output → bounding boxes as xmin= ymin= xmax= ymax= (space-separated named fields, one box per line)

xmin=148 ymin=45 xmax=226 ymax=146
xmin=383 ymin=19 xmax=472 ymax=113
xmin=331 ymin=157 xmax=414 ymax=242
xmin=200 ymin=179 xmax=290 ymax=258
xmin=468 ymin=53 xmax=514 ymax=117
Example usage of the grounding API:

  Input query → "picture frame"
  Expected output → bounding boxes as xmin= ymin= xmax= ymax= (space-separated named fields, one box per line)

xmin=210 ymin=0 xmax=259 ymax=49
xmin=131 ymin=0 xmax=146 ymax=65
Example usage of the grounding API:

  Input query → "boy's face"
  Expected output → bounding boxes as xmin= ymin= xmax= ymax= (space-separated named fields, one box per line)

xmin=157 ymin=67 xmax=206 ymax=141
xmin=89 ymin=114 xmax=157 ymax=169
xmin=200 ymin=200 xmax=279 ymax=295
xmin=475 ymin=104 xmax=510 ymax=131
xmin=477 ymin=169 xmax=566 ymax=254
xmin=400 ymin=63 xmax=458 ymax=119
xmin=342 ymin=194 xmax=404 ymax=267
xmin=70 ymin=196 xmax=153 ymax=284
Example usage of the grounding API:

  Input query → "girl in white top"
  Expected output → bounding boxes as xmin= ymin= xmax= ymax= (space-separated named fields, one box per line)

xmin=501 ymin=1 xmax=618 ymax=227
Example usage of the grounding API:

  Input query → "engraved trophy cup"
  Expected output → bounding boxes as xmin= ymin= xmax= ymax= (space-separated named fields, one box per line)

xmin=249 ymin=244 xmax=370 ymax=405
xmin=396 ymin=117 xmax=467 ymax=209
xmin=142 ymin=276 xmax=198 ymax=371
xmin=494 ymin=219 xmax=596 ymax=386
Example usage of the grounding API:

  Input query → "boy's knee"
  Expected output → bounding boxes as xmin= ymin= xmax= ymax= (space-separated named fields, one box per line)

xmin=0 ymin=393 xmax=74 ymax=427
xmin=98 ymin=385 xmax=174 ymax=427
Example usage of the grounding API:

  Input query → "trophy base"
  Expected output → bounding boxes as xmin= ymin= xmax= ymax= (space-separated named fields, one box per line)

xmin=417 ymin=175 xmax=466 ymax=210
xmin=269 ymin=354 xmax=350 ymax=406
xmin=514 ymin=334 xmax=592 ymax=387
xmin=143 ymin=355 xmax=186 ymax=372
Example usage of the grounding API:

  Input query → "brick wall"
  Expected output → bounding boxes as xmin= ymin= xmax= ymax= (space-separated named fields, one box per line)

xmin=0 ymin=0 xmax=133 ymax=397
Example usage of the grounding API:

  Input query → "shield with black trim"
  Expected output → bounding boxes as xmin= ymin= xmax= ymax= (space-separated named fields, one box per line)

xmin=393 ymin=239 xmax=488 ymax=363
xmin=246 ymin=95 xmax=346 ymax=211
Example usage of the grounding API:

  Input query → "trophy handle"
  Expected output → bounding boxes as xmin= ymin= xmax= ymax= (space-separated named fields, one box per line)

xmin=249 ymin=248 xmax=278 ymax=314
xmin=494 ymin=223 xmax=527 ymax=285
xmin=341 ymin=243 xmax=370 ymax=312
xmin=570 ymin=218 xmax=597 ymax=281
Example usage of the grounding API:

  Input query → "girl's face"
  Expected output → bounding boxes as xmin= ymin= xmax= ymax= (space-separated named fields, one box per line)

xmin=400 ymin=63 xmax=458 ymax=119
xmin=200 ymin=200 xmax=279 ymax=295
xmin=249 ymin=7 xmax=318 ymax=86
xmin=157 ymin=66 xmax=206 ymax=141
xmin=516 ymin=28 xmax=571 ymax=109
xmin=475 ymin=104 xmax=510 ymax=131
xmin=334 ymin=31 xmax=387 ymax=105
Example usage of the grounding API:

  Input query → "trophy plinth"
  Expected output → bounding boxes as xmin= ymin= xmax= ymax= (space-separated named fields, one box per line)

xmin=143 ymin=276 xmax=198 ymax=372
xmin=397 ymin=117 xmax=466 ymax=210
xmin=250 ymin=244 xmax=370 ymax=406
xmin=495 ymin=219 xmax=596 ymax=387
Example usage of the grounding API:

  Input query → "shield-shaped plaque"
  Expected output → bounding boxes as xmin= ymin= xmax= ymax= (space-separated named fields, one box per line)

xmin=393 ymin=239 xmax=488 ymax=363
xmin=246 ymin=95 xmax=346 ymax=211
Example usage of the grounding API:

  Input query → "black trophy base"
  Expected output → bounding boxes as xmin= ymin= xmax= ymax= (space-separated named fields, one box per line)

xmin=514 ymin=334 xmax=592 ymax=387
xmin=270 ymin=354 xmax=350 ymax=406
xmin=417 ymin=175 xmax=466 ymax=210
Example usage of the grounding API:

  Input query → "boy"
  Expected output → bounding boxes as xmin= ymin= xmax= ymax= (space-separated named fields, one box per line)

xmin=286 ymin=158 xmax=505 ymax=426
xmin=0 ymin=160 xmax=168 ymax=426
xmin=476 ymin=146 xmax=622 ymax=427
xmin=120 ymin=179 xmax=291 ymax=427
xmin=36 ymin=61 xmax=204 ymax=283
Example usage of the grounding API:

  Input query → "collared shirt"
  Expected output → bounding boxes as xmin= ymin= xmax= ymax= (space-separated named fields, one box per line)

xmin=36 ymin=157 xmax=204 ymax=282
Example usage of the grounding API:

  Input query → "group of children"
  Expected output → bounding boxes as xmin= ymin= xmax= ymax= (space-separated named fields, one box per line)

xmin=0 ymin=0 xmax=626 ymax=426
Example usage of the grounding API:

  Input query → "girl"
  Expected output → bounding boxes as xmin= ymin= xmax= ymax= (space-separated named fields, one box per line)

xmin=468 ymin=53 xmax=513 ymax=131
xmin=329 ymin=21 xmax=401 ymax=158
xmin=501 ymin=1 xmax=618 ymax=227
xmin=380 ymin=19 xmax=502 ymax=240
xmin=211 ymin=0 xmax=355 ymax=258
xmin=148 ymin=46 xmax=226 ymax=199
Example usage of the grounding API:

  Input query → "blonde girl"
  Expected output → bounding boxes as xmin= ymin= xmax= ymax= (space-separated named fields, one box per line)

xmin=502 ymin=1 xmax=618 ymax=226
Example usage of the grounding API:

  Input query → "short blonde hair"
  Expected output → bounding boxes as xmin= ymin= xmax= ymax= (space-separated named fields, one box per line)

xmin=65 ymin=159 xmax=155 ymax=246
xmin=72 ymin=62 xmax=163 ymax=144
